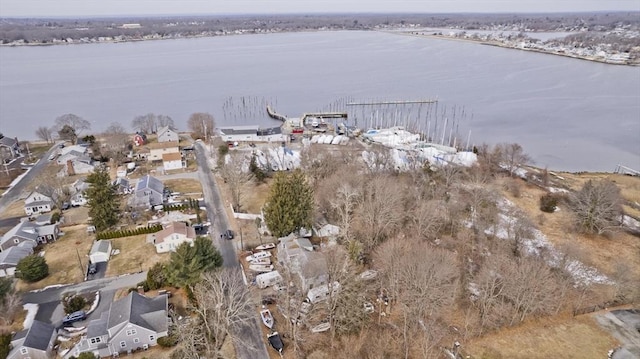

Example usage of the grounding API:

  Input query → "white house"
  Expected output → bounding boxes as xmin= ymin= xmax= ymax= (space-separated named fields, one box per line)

xmin=157 ymin=126 xmax=179 ymax=143
xmin=219 ymin=125 xmax=288 ymax=143
xmin=162 ymin=152 xmax=182 ymax=172
xmin=89 ymin=240 xmax=112 ymax=263
xmin=24 ymin=191 xmax=53 ymax=216
xmin=147 ymin=141 xmax=179 ymax=162
xmin=149 ymin=222 xmax=196 ymax=253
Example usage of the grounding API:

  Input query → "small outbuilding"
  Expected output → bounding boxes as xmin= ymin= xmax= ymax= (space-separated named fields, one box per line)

xmin=89 ymin=240 xmax=112 ymax=264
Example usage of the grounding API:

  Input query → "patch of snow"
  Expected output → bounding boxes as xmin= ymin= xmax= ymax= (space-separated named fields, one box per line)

xmin=489 ymin=198 xmax=611 ymax=286
xmin=622 ymin=215 xmax=640 ymax=231
xmin=22 ymin=303 xmax=39 ymax=329
xmin=29 ymin=284 xmax=66 ymax=293
xmin=86 ymin=291 xmax=100 ymax=315
xmin=548 ymin=187 xmax=570 ymax=194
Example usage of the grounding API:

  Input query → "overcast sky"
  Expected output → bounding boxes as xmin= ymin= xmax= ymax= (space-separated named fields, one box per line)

xmin=0 ymin=0 xmax=638 ymax=17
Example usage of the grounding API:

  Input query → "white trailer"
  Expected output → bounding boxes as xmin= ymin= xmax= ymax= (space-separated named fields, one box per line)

xmin=306 ymin=282 xmax=340 ymax=304
xmin=255 ymin=270 xmax=283 ymax=289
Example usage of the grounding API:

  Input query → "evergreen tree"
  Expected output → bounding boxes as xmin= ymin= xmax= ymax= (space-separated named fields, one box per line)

xmin=86 ymin=166 xmax=120 ymax=231
xmin=164 ymin=238 xmax=222 ymax=287
xmin=263 ymin=169 xmax=314 ymax=237
xmin=16 ymin=255 xmax=49 ymax=282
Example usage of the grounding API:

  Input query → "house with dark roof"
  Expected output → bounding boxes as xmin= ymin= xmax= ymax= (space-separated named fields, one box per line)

xmin=148 ymin=221 xmax=196 ymax=253
xmin=0 ymin=221 xmax=58 ymax=252
xmin=0 ymin=134 xmax=21 ymax=160
xmin=24 ymin=191 xmax=53 ymax=216
xmin=68 ymin=292 xmax=169 ymax=358
xmin=0 ymin=245 xmax=34 ymax=277
xmin=277 ymin=234 xmax=328 ymax=292
xmin=157 ymin=126 xmax=179 ymax=143
xmin=132 ymin=175 xmax=165 ymax=208
xmin=8 ymin=320 xmax=57 ymax=359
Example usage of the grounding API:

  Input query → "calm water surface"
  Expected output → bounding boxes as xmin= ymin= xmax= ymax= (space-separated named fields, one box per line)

xmin=0 ymin=31 xmax=638 ymax=172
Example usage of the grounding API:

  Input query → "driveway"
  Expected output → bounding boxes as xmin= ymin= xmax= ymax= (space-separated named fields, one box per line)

xmin=86 ymin=261 xmax=107 ymax=281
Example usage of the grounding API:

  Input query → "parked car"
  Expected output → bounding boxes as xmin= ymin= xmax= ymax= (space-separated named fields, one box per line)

xmin=224 ymin=229 xmax=234 ymax=240
xmin=61 ymin=202 xmax=70 ymax=210
xmin=62 ymin=310 xmax=86 ymax=325
xmin=88 ymin=263 xmax=97 ymax=275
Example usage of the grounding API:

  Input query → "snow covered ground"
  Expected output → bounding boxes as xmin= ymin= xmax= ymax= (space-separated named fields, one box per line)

xmin=489 ymin=198 xmax=611 ymax=286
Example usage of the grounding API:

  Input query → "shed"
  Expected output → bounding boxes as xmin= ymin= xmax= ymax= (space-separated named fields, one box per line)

xmin=89 ymin=240 xmax=112 ymax=263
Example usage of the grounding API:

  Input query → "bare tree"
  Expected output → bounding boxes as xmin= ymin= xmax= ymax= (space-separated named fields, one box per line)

xmin=329 ymin=182 xmax=361 ymax=244
xmin=362 ymin=146 xmax=396 ymax=174
xmin=219 ymin=151 xmax=253 ymax=212
xmin=35 ymin=126 xmax=54 ymax=144
xmin=189 ymin=268 xmax=257 ymax=355
xmin=188 ymin=112 xmax=215 ymax=140
xmin=354 ymin=175 xmax=404 ymax=250
xmin=0 ymin=289 xmax=21 ymax=326
xmin=54 ymin=113 xmax=91 ymax=135
xmin=498 ymin=143 xmax=531 ymax=177
xmin=131 ymin=113 xmax=157 ymax=134
xmin=102 ymin=122 xmax=131 ymax=163
xmin=35 ymin=177 xmax=72 ymax=209
xmin=157 ymin=114 xmax=175 ymax=128
xmin=570 ymin=179 xmax=623 ymax=235
xmin=410 ymin=200 xmax=447 ymax=241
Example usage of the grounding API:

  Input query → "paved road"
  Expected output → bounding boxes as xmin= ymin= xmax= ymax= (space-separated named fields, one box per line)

xmin=22 ymin=272 xmax=146 ymax=327
xmin=195 ymin=142 xmax=270 ymax=359
xmin=0 ymin=143 xmax=59 ymax=214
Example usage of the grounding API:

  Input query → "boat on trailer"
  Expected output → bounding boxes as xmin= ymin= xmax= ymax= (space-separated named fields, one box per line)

xmin=260 ymin=309 xmax=274 ymax=329
xmin=255 ymin=243 xmax=276 ymax=251
xmin=267 ymin=331 xmax=284 ymax=354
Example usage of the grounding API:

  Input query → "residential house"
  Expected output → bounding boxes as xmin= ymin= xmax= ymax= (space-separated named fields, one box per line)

xmin=89 ymin=240 xmax=112 ymax=263
xmin=0 ymin=245 xmax=33 ymax=277
xmin=70 ymin=178 xmax=90 ymax=207
xmin=147 ymin=141 xmax=179 ymax=162
xmin=219 ymin=125 xmax=287 ymax=143
xmin=0 ymin=134 xmax=21 ymax=161
xmin=132 ymin=175 xmax=165 ymax=208
xmin=24 ymin=191 xmax=54 ymax=216
xmin=157 ymin=126 xmax=179 ymax=143
xmin=62 ymin=158 xmax=95 ymax=176
xmin=34 ymin=213 xmax=54 ymax=226
xmin=8 ymin=320 xmax=57 ymax=359
xmin=113 ymin=177 xmax=132 ymax=195
xmin=277 ymin=234 xmax=328 ymax=292
xmin=149 ymin=221 xmax=196 ymax=253
xmin=0 ymin=221 xmax=58 ymax=252
xmin=133 ymin=132 xmax=148 ymax=147
xmin=68 ymin=292 xmax=169 ymax=358
xmin=162 ymin=152 xmax=182 ymax=172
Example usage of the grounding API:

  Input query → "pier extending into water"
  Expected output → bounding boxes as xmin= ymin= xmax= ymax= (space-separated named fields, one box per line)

xmin=346 ymin=99 xmax=438 ymax=106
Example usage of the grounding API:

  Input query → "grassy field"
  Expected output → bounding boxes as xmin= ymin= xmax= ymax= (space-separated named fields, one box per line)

xmin=466 ymin=313 xmax=618 ymax=359
xmin=16 ymin=225 xmax=93 ymax=292
xmin=163 ymin=178 xmax=203 ymax=196
xmin=105 ymin=234 xmax=167 ymax=277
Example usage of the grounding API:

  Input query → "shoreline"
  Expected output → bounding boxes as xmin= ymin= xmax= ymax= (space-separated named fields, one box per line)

xmin=1 ymin=29 xmax=637 ymax=67
xmin=384 ymin=30 xmax=639 ymax=67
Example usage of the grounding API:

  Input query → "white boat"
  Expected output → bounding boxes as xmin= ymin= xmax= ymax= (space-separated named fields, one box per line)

xmin=255 ymin=243 xmax=276 ymax=251
xmin=310 ymin=322 xmax=330 ymax=333
xmin=249 ymin=258 xmax=271 ymax=265
xmin=249 ymin=264 xmax=274 ymax=273
xmin=260 ymin=309 xmax=274 ymax=329
xmin=359 ymin=269 xmax=378 ymax=281
xmin=245 ymin=251 xmax=271 ymax=262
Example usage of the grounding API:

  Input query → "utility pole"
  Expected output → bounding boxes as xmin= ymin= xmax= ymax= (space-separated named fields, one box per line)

xmin=76 ymin=248 xmax=85 ymax=279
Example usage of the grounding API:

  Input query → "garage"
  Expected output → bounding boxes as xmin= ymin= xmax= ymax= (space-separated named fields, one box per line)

xmin=89 ymin=240 xmax=112 ymax=263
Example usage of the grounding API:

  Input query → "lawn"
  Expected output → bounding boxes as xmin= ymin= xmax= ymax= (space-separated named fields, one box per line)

xmin=466 ymin=313 xmax=618 ymax=359
xmin=163 ymin=178 xmax=203 ymax=196
xmin=105 ymin=234 xmax=167 ymax=277
xmin=16 ymin=224 xmax=93 ymax=292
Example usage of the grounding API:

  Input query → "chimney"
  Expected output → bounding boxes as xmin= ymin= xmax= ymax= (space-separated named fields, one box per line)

xmin=137 ymin=286 xmax=145 ymax=295
xmin=66 ymin=160 xmax=75 ymax=176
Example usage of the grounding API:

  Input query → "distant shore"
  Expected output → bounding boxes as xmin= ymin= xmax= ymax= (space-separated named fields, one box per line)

xmin=385 ymin=30 xmax=639 ymax=67
xmin=1 ymin=29 xmax=637 ymax=67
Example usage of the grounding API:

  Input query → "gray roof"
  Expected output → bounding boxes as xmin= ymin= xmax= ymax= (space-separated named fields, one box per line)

xmin=1 ymin=221 xmax=39 ymax=246
xmin=0 ymin=136 xmax=18 ymax=147
xmin=219 ymin=125 xmax=259 ymax=136
xmin=135 ymin=175 xmax=164 ymax=195
xmin=87 ymin=311 xmax=109 ymax=338
xmin=17 ymin=320 xmax=55 ymax=351
xmin=90 ymin=240 xmax=111 ymax=255
xmin=0 ymin=246 xmax=32 ymax=266
xmin=158 ymin=126 xmax=178 ymax=136
xmin=35 ymin=213 xmax=53 ymax=225
xmin=108 ymin=292 xmax=168 ymax=333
